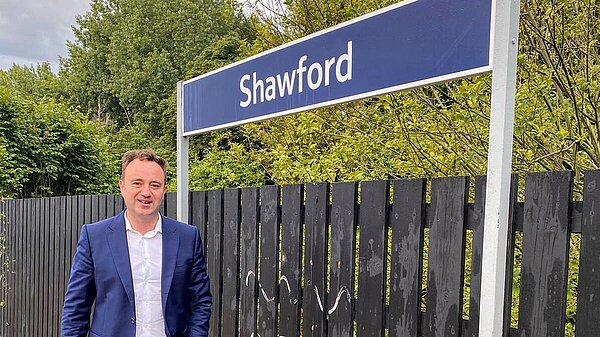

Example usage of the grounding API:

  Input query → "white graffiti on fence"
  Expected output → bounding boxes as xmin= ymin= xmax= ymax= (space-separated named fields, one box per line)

xmin=313 ymin=285 xmax=352 ymax=315
xmin=244 ymin=270 xmax=351 ymax=316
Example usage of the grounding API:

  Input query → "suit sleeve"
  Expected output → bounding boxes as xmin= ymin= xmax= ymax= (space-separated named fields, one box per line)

xmin=61 ymin=225 xmax=96 ymax=337
xmin=185 ymin=228 xmax=212 ymax=337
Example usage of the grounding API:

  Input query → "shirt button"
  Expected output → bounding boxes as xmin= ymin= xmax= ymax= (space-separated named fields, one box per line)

xmin=131 ymin=318 xmax=136 ymax=324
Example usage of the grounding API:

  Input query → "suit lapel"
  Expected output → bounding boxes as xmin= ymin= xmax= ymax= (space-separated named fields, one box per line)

xmin=161 ymin=217 xmax=179 ymax=310
xmin=106 ymin=212 xmax=135 ymax=306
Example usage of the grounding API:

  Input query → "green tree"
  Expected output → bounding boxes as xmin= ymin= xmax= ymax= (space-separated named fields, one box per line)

xmin=0 ymin=85 xmax=117 ymax=198
xmin=61 ymin=0 xmax=252 ymax=137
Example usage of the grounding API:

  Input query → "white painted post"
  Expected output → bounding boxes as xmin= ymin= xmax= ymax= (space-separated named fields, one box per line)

xmin=479 ymin=0 xmax=521 ymax=336
xmin=176 ymin=80 xmax=189 ymax=223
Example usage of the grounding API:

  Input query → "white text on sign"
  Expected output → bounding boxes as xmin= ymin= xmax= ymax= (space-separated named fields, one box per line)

xmin=239 ymin=41 xmax=353 ymax=108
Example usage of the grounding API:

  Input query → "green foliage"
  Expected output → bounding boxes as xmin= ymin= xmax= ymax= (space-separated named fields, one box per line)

xmin=0 ymin=85 xmax=117 ymax=198
xmin=61 ymin=0 xmax=252 ymax=135
xmin=179 ymin=130 xmax=264 ymax=191
xmin=0 ymin=63 xmax=66 ymax=101
xmin=185 ymin=143 xmax=264 ymax=191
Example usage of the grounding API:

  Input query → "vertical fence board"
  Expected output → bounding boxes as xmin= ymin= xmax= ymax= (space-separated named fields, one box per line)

xmin=32 ymin=198 xmax=39 ymax=337
xmin=466 ymin=176 xmax=486 ymax=337
xmin=424 ymin=177 xmax=468 ymax=337
xmin=91 ymin=195 xmax=99 ymax=223
xmin=518 ymin=171 xmax=573 ymax=337
xmin=207 ymin=190 xmax=224 ymax=337
xmin=0 ymin=202 xmax=6 ymax=337
xmin=51 ymin=197 xmax=64 ymax=336
xmin=279 ymin=184 xmax=303 ymax=337
xmin=115 ymin=195 xmax=124 ymax=214
xmin=191 ymin=191 xmax=208 ymax=252
xmin=48 ymin=198 xmax=57 ymax=337
xmin=26 ymin=199 xmax=32 ymax=337
xmin=221 ymin=189 xmax=241 ymax=337
xmin=356 ymin=180 xmax=389 ymax=337
xmin=98 ymin=194 xmax=107 ymax=221
xmin=502 ymin=175 xmax=519 ymax=337
xmin=389 ymin=179 xmax=426 ymax=337
xmin=258 ymin=185 xmax=280 ymax=337
xmin=329 ymin=182 xmax=357 ymax=337
xmin=17 ymin=200 xmax=24 ymax=336
xmin=40 ymin=198 xmax=47 ymax=337
xmin=240 ymin=187 xmax=259 ymax=337
xmin=303 ymin=183 xmax=329 ymax=337
xmin=166 ymin=192 xmax=177 ymax=219
xmin=576 ymin=170 xmax=600 ymax=337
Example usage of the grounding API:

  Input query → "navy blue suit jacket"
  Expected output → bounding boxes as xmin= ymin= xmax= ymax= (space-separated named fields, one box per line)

xmin=61 ymin=212 xmax=211 ymax=337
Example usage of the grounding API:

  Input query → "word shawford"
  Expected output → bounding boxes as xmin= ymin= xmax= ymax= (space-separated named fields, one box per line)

xmin=239 ymin=41 xmax=353 ymax=108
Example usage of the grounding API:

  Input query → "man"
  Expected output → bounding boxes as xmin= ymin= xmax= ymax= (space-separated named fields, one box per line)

xmin=61 ymin=149 xmax=211 ymax=337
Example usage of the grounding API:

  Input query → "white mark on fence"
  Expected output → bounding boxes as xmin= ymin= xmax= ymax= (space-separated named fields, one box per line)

xmin=327 ymin=286 xmax=351 ymax=315
xmin=314 ymin=285 xmax=325 ymax=313
xmin=279 ymin=275 xmax=298 ymax=304
xmin=313 ymin=285 xmax=351 ymax=315
xmin=245 ymin=270 xmax=255 ymax=287
xmin=245 ymin=270 xmax=349 ymax=313
xmin=245 ymin=270 xmax=275 ymax=302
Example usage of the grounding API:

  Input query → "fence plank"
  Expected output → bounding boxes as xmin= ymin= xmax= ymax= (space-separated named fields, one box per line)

xmin=207 ymin=190 xmax=224 ymax=337
xmin=279 ymin=184 xmax=303 ymax=337
xmin=41 ymin=198 xmax=49 ymax=337
xmin=48 ymin=198 xmax=57 ymax=337
xmin=50 ymin=197 xmax=59 ymax=336
xmin=33 ymin=198 xmax=40 ymax=337
xmin=424 ymin=177 xmax=468 ymax=337
xmin=356 ymin=180 xmax=389 ymax=337
xmin=240 ymin=187 xmax=259 ymax=337
xmin=91 ymin=195 xmax=99 ymax=223
xmin=98 ymin=194 xmax=107 ymax=221
xmin=191 ymin=191 xmax=208 ymax=252
xmin=17 ymin=200 xmax=24 ymax=336
xmin=389 ymin=179 xmax=426 ymax=337
xmin=26 ymin=199 xmax=33 ymax=337
xmin=221 ymin=189 xmax=241 ymax=337
xmin=303 ymin=183 xmax=329 ymax=337
xmin=575 ymin=170 xmax=600 ymax=337
xmin=465 ymin=176 xmax=486 ymax=337
xmin=502 ymin=175 xmax=519 ymax=337
xmin=166 ymin=192 xmax=177 ymax=219
xmin=518 ymin=171 xmax=573 ymax=337
xmin=258 ymin=185 xmax=280 ymax=337
xmin=329 ymin=182 xmax=357 ymax=337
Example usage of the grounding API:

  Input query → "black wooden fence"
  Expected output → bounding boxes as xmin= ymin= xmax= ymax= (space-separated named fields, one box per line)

xmin=0 ymin=170 xmax=599 ymax=337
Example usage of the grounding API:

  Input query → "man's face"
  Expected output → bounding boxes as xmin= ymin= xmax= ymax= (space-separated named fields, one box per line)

xmin=119 ymin=158 xmax=167 ymax=221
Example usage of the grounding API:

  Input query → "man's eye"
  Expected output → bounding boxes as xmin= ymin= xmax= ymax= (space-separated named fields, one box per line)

xmin=151 ymin=184 xmax=161 ymax=189
xmin=132 ymin=182 xmax=141 ymax=186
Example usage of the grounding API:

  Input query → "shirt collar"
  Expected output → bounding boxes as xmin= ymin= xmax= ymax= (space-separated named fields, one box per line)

xmin=124 ymin=210 xmax=163 ymax=234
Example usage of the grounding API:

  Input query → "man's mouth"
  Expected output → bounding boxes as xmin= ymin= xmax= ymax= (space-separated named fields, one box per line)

xmin=138 ymin=200 xmax=152 ymax=205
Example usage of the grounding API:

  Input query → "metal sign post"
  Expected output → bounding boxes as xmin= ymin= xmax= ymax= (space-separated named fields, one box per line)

xmin=479 ymin=0 xmax=521 ymax=335
xmin=176 ymin=80 xmax=189 ymax=222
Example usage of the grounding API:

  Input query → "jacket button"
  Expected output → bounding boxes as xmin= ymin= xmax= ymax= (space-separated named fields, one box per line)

xmin=131 ymin=318 xmax=136 ymax=324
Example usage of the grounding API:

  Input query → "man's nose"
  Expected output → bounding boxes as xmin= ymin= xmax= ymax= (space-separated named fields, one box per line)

xmin=140 ymin=184 xmax=151 ymax=196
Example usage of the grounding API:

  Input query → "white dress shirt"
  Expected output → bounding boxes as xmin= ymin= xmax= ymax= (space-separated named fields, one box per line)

xmin=125 ymin=211 xmax=166 ymax=337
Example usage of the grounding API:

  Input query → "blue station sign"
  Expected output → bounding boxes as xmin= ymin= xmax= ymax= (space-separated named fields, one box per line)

xmin=182 ymin=0 xmax=492 ymax=135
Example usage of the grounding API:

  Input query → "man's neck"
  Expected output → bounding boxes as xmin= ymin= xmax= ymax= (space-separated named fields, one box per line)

xmin=126 ymin=211 xmax=159 ymax=235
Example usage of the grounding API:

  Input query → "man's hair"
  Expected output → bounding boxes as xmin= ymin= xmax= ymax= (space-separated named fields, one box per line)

xmin=121 ymin=149 xmax=168 ymax=181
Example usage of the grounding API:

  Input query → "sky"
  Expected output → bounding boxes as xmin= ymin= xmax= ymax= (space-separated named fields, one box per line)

xmin=0 ymin=0 xmax=90 ymax=72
